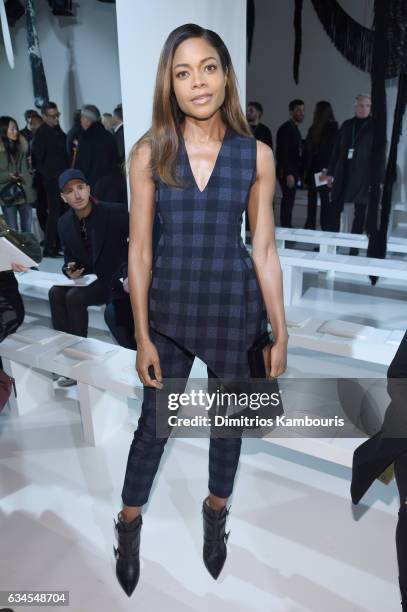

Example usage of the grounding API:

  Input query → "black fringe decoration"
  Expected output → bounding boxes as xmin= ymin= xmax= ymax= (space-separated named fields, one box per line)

xmin=25 ymin=0 xmax=49 ymax=109
xmin=247 ymin=0 xmax=255 ymax=64
xmin=293 ymin=0 xmax=303 ymax=84
xmin=310 ymin=0 xmax=374 ymax=74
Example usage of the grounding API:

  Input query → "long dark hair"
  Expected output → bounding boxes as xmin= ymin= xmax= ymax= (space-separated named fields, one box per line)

xmin=133 ymin=23 xmax=252 ymax=187
xmin=306 ymin=101 xmax=335 ymax=154
xmin=0 ymin=116 xmax=20 ymax=162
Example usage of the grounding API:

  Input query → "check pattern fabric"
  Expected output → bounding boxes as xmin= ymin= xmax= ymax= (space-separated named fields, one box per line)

xmin=149 ymin=128 xmax=268 ymax=383
xmin=121 ymin=328 xmax=242 ymax=507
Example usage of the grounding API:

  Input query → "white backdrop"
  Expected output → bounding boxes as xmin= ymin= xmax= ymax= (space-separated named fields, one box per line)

xmin=115 ymin=0 xmax=247 ymax=163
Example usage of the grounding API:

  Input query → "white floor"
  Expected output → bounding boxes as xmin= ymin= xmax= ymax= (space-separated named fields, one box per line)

xmin=1 ymin=245 xmax=407 ymax=612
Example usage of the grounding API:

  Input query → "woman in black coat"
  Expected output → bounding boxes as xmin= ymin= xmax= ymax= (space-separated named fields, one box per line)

xmin=351 ymin=331 xmax=407 ymax=610
xmin=303 ymin=101 xmax=338 ymax=230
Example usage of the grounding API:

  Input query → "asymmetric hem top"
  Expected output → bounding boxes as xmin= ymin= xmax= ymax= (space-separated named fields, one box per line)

xmin=148 ymin=127 xmax=268 ymax=382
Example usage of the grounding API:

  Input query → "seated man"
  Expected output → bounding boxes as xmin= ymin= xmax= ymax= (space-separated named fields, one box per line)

xmin=103 ymin=214 xmax=162 ymax=350
xmin=49 ymin=169 xmax=129 ymax=386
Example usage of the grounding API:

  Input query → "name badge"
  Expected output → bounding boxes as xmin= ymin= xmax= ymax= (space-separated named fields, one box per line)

xmin=347 ymin=148 xmax=355 ymax=160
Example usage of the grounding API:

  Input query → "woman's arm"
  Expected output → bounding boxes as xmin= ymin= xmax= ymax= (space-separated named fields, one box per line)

xmin=128 ymin=142 xmax=163 ymax=388
xmin=247 ymin=140 xmax=288 ymax=378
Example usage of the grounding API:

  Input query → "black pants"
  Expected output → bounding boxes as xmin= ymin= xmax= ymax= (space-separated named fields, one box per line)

xmin=122 ymin=328 xmax=242 ymax=507
xmin=33 ymin=173 xmax=48 ymax=233
xmin=0 ymin=271 xmax=25 ymax=342
xmin=323 ymin=200 xmax=367 ymax=234
xmin=104 ymin=295 xmax=136 ymax=350
xmin=48 ymin=280 xmax=109 ymax=337
xmin=305 ymin=185 xmax=331 ymax=230
xmin=278 ymin=177 xmax=296 ymax=228
xmin=43 ymin=178 xmax=65 ymax=254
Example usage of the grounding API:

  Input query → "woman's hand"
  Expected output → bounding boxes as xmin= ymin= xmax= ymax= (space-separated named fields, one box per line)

xmin=267 ymin=338 xmax=288 ymax=378
xmin=11 ymin=262 xmax=29 ymax=273
xmin=136 ymin=338 xmax=163 ymax=389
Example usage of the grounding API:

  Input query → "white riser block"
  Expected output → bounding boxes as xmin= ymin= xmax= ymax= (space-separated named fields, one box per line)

xmin=78 ymin=382 xmax=131 ymax=446
xmin=1 ymin=359 xmax=54 ymax=416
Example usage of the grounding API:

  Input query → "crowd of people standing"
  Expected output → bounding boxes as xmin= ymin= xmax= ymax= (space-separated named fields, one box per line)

xmin=247 ymin=94 xmax=375 ymax=243
xmin=0 ymin=101 xmax=127 ymax=256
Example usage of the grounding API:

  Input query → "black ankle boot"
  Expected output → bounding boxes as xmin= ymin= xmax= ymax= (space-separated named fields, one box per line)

xmin=114 ymin=512 xmax=142 ymax=596
xmin=202 ymin=496 xmax=231 ymax=579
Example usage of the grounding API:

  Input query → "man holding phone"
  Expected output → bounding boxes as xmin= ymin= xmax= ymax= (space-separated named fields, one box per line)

xmin=48 ymin=169 xmax=129 ymax=386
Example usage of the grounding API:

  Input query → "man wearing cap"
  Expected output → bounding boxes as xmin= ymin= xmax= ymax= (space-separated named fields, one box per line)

xmin=48 ymin=169 xmax=129 ymax=386
xmin=74 ymin=104 xmax=118 ymax=191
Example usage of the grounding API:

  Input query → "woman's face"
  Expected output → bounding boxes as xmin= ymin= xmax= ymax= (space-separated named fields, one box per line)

xmin=7 ymin=121 xmax=18 ymax=141
xmin=172 ymin=37 xmax=227 ymax=121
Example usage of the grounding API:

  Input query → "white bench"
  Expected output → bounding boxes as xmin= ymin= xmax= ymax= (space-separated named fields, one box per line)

xmin=275 ymin=227 xmax=407 ymax=256
xmin=0 ymin=323 xmax=209 ymax=446
xmin=285 ymin=307 xmax=404 ymax=365
xmin=15 ymin=270 xmax=107 ymax=331
xmin=277 ymin=248 xmax=407 ymax=304
xmin=1 ymin=323 xmax=379 ymax=469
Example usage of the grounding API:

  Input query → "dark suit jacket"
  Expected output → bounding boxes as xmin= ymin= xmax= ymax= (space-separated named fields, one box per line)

xmin=114 ymin=124 xmax=125 ymax=164
xmin=351 ymin=330 xmax=407 ymax=504
xmin=31 ymin=123 xmax=68 ymax=181
xmin=328 ymin=117 xmax=374 ymax=207
xmin=276 ymin=119 xmax=302 ymax=179
xmin=57 ymin=200 xmax=129 ymax=294
xmin=250 ymin=122 xmax=273 ymax=150
xmin=75 ymin=121 xmax=118 ymax=190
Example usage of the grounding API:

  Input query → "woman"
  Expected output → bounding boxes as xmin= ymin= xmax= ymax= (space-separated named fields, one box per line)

xmin=303 ymin=101 xmax=338 ymax=230
xmin=0 ymin=116 xmax=36 ymax=232
xmin=114 ymin=24 xmax=288 ymax=596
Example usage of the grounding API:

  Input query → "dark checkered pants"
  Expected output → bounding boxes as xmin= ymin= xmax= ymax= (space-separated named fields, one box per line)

xmin=121 ymin=328 xmax=242 ymax=507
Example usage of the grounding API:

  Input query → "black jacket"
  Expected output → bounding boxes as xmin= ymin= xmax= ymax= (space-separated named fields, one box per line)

xmin=328 ymin=116 xmax=374 ymax=207
xmin=31 ymin=123 xmax=69 ymax=181
xmin=250 ymin=122 xmax=273 ymax=150
xmin=57 ymin=201 xmax=129 ymax=293
xmin=276 ymin=119 xmax=303 ymax=179
xmin=75 ymin=121 xmax=118 ymax=190
xmin=303 ymin=120 xmax=339 ymax=185
xmin=351 ymin=330 xmax=407 ymax=504
xmin=114 ymin=124 xmax=125 ymax=164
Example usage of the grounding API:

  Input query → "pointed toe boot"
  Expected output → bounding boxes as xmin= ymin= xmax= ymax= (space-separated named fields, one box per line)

xmin=114 ymin=512 xmax=143 ymax=596
xmin=202 ymin=496 xmax=231 ymax=580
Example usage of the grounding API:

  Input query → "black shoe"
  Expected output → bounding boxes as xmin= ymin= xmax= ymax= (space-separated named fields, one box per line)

xmin=202 ymin=496 xmax=230 ymax=579
xmin=114 ymin=511 xmax=142 ymax=596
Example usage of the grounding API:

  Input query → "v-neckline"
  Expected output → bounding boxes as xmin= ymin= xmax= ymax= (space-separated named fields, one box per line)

xmin=182 ymin=127 xmax=229 ymax=194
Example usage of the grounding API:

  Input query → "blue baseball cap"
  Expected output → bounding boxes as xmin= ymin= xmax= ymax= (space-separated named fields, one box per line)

xmin=58 ymin=169 xmax=88 ymax=191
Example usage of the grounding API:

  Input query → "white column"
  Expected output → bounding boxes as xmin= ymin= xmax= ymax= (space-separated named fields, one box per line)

xmin=116 ymin=0 xmax=247 ymax=239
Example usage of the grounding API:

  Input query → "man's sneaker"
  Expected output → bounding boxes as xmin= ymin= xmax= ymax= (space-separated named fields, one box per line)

xmin=57 ymin=376 xmax=77 ymax=388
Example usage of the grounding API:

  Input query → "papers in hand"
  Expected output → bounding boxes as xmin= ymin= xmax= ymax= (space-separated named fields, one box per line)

xmin=0 ymin=236 xmax=39 ymax=271
xmin=314 ymin=171 xmax=329 ymax=187
xmin=52 ymin=274 xmax=98 ymax=287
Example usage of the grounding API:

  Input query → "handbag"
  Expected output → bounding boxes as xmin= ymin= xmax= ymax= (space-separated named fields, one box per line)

xmin=0 ymin=216 xmax=42 ymax=263
xmin=0 ymin=369 xmax=16 ymax=412
xmin=247 ymin=330 xmax=273 ymax=378
xmin=0 ymin=179 xmax=26 ymax=206
xmin=0 ymin=155 xmax=26 ymax=206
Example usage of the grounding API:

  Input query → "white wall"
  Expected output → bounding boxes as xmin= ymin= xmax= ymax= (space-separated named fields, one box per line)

xmin=115 ymin=0 xmax=247 ymax=162
xmin=247 ymin=0 xmax=406 ymax=202
xmin=0 ymin=0 xmax=122 ymax=131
